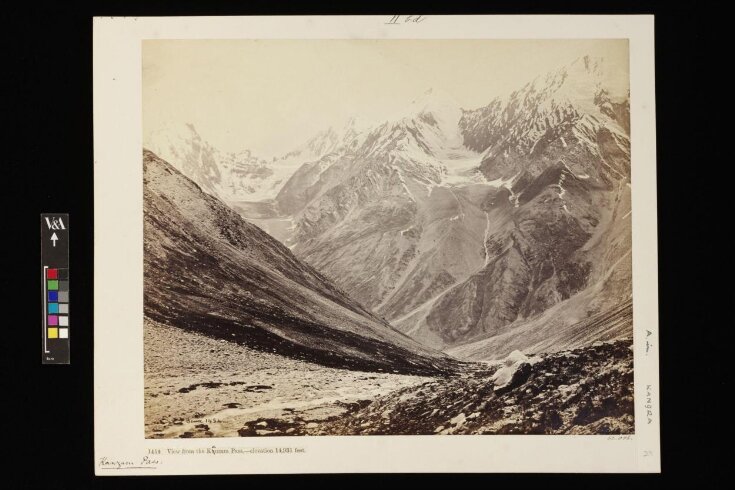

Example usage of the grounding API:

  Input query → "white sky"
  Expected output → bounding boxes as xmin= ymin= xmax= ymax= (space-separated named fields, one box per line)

xmin=143 ymin=39 xmax=628 ymax=158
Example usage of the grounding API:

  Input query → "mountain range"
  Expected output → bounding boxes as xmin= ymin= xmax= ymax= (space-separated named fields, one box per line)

xmin=144 ymin=55 xmax=633 ymax=361
xmin=143 ymin=149 xmax=457 ymax=375
xmin=143 ymin=118 xmax=366 ymax=204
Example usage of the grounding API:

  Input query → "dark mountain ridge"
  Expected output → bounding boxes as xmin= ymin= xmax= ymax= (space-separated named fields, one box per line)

xmin=143 ymin=149 xmax=459 ymax=375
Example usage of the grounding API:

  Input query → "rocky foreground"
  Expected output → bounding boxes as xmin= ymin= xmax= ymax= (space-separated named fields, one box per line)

xmin=238 ymin=339 xmax=633 ymax=437
xmin=147 ymin=319 xmax=632 ymax=437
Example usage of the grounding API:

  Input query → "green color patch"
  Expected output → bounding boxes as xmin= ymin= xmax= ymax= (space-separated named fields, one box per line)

xmin=48 ymin=280 xmax=59 ymax=290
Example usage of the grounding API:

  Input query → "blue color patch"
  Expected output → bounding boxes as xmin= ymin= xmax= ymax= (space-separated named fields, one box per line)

xmin=48 ymin=291 xmax=58 ymax=302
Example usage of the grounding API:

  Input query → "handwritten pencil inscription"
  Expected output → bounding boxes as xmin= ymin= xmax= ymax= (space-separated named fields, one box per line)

xmin=385 ymin=15 xmax=426 ymax=25
xmin=98 ymin=456 xmax=159 ymax=470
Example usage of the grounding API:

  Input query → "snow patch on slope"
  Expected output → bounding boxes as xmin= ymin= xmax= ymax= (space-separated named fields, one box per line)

xmin=491 ymin=350 xmax=530 ymax=389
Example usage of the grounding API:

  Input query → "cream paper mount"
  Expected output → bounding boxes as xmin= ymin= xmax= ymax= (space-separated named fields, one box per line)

xmin=93 ymin=15 xmax=659 ymax=474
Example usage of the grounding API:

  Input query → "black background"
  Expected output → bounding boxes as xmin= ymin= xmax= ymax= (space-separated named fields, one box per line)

xmin=3 ymin=1 xmax=719 ymax=488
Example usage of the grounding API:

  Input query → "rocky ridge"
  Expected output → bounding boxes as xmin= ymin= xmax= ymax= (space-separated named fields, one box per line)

xmin=143 ymin=149 xmax=458 ymax=375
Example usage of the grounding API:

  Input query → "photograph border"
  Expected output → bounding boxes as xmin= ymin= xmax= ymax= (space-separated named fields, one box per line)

xmin=93 ymin=14 xmax=659 ymax=474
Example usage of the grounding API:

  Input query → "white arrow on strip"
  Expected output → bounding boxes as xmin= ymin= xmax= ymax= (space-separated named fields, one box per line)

xmin=51 ymin=232 xmax=58 ymax=247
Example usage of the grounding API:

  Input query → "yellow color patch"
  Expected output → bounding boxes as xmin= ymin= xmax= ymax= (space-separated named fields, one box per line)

xmin=48 ymin=328 xmax=58 ymax=339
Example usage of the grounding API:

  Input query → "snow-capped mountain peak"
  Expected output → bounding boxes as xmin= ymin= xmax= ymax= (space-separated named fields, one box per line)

xmin=409 ymin=87 xmax=461 ymax=115
xmin=363 ymin=87 xmax=466 ymax=159
xmin=144 ymin=117 xmax=371 ymax=205
xmin=397 ymin=87 xmax=463 ymax=135
xmin=459 ymin=54 xmax=631 ymax=183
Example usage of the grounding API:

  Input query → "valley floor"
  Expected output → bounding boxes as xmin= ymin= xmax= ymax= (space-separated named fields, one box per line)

xmin=144 ymin=319 xmax=432 ymax=438
xmin=145 ymin=319 xmax=633 ymax=438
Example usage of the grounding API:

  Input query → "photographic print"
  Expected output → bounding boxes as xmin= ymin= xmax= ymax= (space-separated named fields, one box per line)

xmin=142 ymin=38 xmax=635 ymax=439
xmin=94 ymin=15 xmax=659 ymax=474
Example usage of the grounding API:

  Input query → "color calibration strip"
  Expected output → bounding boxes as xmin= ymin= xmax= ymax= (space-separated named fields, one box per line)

xmin=46 ymin=268 xmax=70 ymax=341
xmin=41 ymin=214 xmax=70 ymax=364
